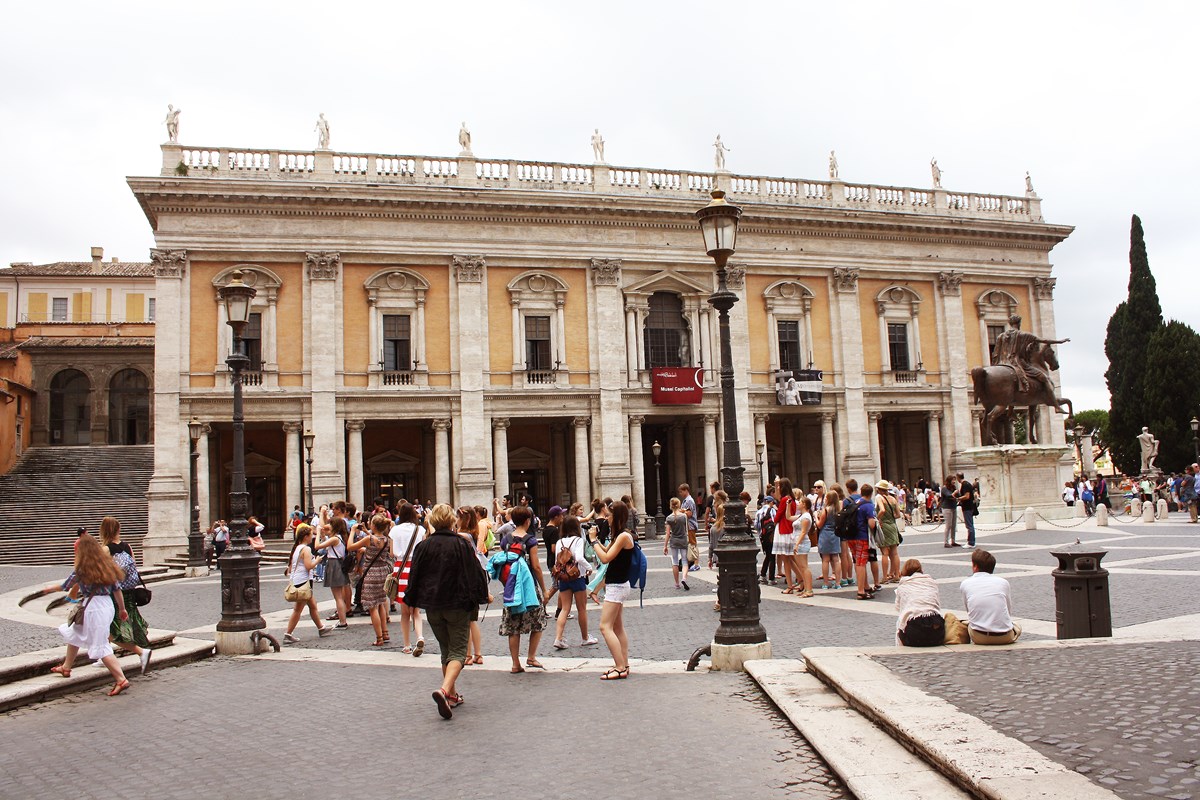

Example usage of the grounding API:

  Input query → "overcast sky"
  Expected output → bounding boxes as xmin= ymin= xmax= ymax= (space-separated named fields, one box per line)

xmin=2 ymin=1 xmax=1196 ymax=412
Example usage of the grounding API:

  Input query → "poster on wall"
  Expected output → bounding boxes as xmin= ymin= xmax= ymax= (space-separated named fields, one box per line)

xmin=775 ymin=369 xmax=823 ymax=405
xmin=651 ymin=367 xmax=704 ymax=405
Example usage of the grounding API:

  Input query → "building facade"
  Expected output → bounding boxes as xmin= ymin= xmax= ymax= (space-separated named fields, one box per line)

xmin=129 ymin=141 xmax=1072 ymax=565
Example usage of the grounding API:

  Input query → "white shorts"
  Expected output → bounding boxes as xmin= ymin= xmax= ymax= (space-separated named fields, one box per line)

xmin=603 ymin=581 xmax=632 ymax=605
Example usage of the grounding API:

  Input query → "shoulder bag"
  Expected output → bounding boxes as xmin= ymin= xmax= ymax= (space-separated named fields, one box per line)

xmin=65 ymin=594 xmax=92 ymax=627
xmin=283 ymin=547 xmax=314 ymax=603
xmin=386 ymin=529 xmax=420 ymax=599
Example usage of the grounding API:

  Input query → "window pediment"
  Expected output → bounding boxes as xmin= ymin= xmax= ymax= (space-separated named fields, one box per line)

xmin=764 ymin=280 xmax=815 ymax=313
xmin=365 ymin=269 xmax=430 ymax=305
xmin=623 ymin=269 xmax=713 ymax=297
xmin=874 ymin=285 xmax=922 ymax=317
xmin=975 ymin=289 xmax=1019 ymax=318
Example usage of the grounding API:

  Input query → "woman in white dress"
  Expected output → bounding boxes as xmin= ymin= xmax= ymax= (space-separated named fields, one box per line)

xmin=772 ymin=478 xmax=801 ymax=593
xmin=51 ymin=534 xmax=132 ymax=696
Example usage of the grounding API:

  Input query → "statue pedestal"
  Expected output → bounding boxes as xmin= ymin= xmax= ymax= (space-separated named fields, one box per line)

xmin=963 ymin=445 xmax=1074 ymax=523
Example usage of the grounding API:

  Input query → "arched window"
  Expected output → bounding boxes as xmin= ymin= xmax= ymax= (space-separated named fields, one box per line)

xmin=213 ymin=266 xmax=283 ymax=388
xmin=507 ymin=271 xmax=569 ymax=387
xmin=974 ymin=289 xmax=1020 ymax=366
xmin=644 ymin=291 xmax=691 ymax=368
xmin=763 ymin=280 xmax=815 ymax=374
xmin=874 ymin=286 xmax=924 ymax=384
xmin=364 ymin=268 xmax=431 ymax=387
xmin=108 ymin=368 xmax=150 ymax=445
xmin=49 ymin=369 xmax=91 ymax=445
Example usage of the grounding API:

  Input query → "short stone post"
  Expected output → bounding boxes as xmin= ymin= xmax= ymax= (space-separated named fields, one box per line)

xmin=1023 ymin=506 xmax=1037 ymax=530
xmin=1156 ymin=498 xmax=1169 ymax=520
xmin=1096 ymin=504 xmax=1108 ymax=526
xmin=1141 ymin=501 xmax=1155 ymax=523
xmin=1075 ymin=501 xmax=1087 ymax=518
xmin=1130 ymin=498 xmax=1142 ymax=517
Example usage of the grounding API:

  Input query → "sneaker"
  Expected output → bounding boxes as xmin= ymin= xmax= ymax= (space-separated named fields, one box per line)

xmin=681 ymin=581 xmax=690 ymax=591
xmin=567 ymin=612 xmax=575 ymax=619
xmin=413 ymin=639 xmax=425 ymax=658
xmin=284 ymin=633 xmax=299 ymax=643
xmin=139 ymin=648 xmax=153 ymax=675
xmin=675 ymin=583 xmax=682 ymax=589
xmin=582 ymin=636 xmax=599 ymax=646
xmin=317 ymin=626 xmax=333 ymax=638
xmin=689 ymin=565 xmax=700 ymax=572
xmin=553 ymin=639 xmax=568 ymax=650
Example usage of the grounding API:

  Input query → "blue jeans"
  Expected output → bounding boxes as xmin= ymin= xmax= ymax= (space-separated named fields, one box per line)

xmin=962 ymin=508 xmax=976 ymax=546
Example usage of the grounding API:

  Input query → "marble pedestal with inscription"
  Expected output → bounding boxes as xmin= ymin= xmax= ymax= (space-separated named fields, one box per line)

xmin=963 ymin=445 xmax=1075 ymax=523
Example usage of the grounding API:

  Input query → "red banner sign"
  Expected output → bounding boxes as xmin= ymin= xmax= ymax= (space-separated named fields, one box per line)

xmin=651 ymin=367 xmax=704 ymax=405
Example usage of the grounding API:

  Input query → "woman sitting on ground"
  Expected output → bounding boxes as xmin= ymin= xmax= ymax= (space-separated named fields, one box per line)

xmin=894 ymin=558 xmax=968 ymax=646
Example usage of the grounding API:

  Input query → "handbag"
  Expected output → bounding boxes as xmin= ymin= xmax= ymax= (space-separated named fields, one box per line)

xmin=284 ymin=580 xmax=313 ymax=603
xmin=389 ymin=527 xmax=422 ymax=600
xmin=133 ymin=566 xmax=152 ymax=607
xmin=338 ymin=540 xmax=358 ymax=575
xmin=65 ymin=595 xmax=91 ymax=627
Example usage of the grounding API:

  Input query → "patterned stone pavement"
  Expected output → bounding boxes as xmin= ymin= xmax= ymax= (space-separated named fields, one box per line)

xmin=875 ymin=641 xmax=1200 ymax=800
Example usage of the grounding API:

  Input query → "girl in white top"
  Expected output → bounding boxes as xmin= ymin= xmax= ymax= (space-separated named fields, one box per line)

xmin=793 ymin=497 xmax=815 ymax=598
xmin=389 ymin=503 xmax=426 ymax=656
xmin=284 ymin=524 xmax=332 ymax=643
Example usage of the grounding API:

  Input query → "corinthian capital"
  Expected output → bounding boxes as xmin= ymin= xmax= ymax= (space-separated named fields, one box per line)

xmin=306 ymin=252 xmax=341 ymax=281
xmin=451 ymin=254 xmax=485 ymax=283
xmin=590 ymin=258 xmax=621 ymax=286
xmin=150 ymin=248 xmax=188 ymax=278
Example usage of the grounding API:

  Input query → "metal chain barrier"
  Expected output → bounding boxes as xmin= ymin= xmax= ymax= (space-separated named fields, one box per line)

xmin=1035 ymin=511 xmax=1093 ymax=529
xmin=904 ymin=517 xmax=1027 ymax=534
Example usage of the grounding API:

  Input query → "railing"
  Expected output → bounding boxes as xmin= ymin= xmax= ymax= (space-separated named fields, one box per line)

xmin=891 ymin=369 xmax=920 ymax=384
xmin=164 ymin=144 xmax=1044 ymax=222
xmin=240 ymin=371 xmax=263 ymax=387
xmin=382 ymin=370 xmax=414 ymax=386
xmin=525 ymin=369 xmax=558 ymax=385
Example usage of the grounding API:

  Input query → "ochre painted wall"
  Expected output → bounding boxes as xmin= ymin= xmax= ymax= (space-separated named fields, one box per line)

xmin=342 ymin=263 xmax=372 ymax=387
xmin=856 ymin=278 xmax=940 ymax=384
xmin=487 ymin=267 xmax=517 ymax=386
xmin=189 ymin=262 xmax=222 ymax=384
xmin=423 ymin=264 xmax=452 ymax=387
xmin=960 ymin=283 xmax=1032 ymax=369
xmin=274 ymin=262 xmax=304 ymax=383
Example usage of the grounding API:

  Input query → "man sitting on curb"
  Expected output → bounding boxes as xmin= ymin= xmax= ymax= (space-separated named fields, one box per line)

xmin=960 ymin=548 xmax=1022 ymax=645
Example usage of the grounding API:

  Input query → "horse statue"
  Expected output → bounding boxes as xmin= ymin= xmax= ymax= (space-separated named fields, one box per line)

xmin=971 ymin=340 xmax=1072 ymax=445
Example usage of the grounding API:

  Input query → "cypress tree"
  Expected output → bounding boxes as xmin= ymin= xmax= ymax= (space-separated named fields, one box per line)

xmin=1104 ymin=215 xmax=1163 ymax=474
xmin=1143 ymin=321 xmax=1200 ymax=472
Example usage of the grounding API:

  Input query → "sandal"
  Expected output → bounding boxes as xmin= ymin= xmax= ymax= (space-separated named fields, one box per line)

xmin=108 ymin=679 xmax=130 ymax=697
xmin=446 ymin=692 xmax=464 ymax=708
xmin=510 ymin=666 xmax=526 ymax=674
xmin=371 ymin=637 xmax=387 ymax=647
xmin=800 ymin=591 xmax=814 ymax=598
xmin=856 ymin=593 xmax=873 ymax=601
xmin=525 ymin=660 xmax=546 ymax=670
xmin=402 ymin=646 xmax=414 ymax=654
xmin=600 ymin=667 xmax=630 ymax=680
xmin=50 ymin=665 xmax=71 ymax=678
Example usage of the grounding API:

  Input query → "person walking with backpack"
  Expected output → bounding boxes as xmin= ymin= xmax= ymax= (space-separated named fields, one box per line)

xmin=314 ymin=517 xmax=352 ymax=629
xmin=551 ymin=515 xmax=598 ymax=650
xmin=755 ymin=493 xmax=777 ymax=585
xmin=588 ymin=500 xmax=636 ymax=680
xmin=489 ymin=506 xmax=548 ymax=673
xmin=665 ymin=497 xmax=692 ymax=590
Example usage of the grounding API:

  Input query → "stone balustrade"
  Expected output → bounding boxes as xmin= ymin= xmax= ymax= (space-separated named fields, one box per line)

xmin=163 ymin=143 xmax=1042 ymax=221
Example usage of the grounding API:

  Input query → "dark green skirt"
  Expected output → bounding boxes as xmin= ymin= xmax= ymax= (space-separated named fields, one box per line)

xmin=109 ymin=588 xmax=150 ymax=648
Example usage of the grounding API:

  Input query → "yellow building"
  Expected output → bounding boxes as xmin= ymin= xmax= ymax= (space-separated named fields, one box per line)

xmin=129 ymin=141 xmax=1071 ymax=565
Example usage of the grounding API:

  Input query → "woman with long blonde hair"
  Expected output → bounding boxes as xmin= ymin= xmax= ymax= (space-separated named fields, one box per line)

xmin=52 ymin=534 xmax=133 ymax=696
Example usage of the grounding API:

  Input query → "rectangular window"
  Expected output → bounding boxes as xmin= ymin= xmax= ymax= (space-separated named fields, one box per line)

xmin=777 ymin=319 xmax=803 ymax=373
xmin=524 ymin=315 xmax=552 ymax=371
xmin=148 ymin=298 xmax=156 ymax=322
xmin=382 ymin=314 xmax=411 ymax=371
xmin=987 ymin=324 xmax=1005 ymax=365
xmin=125 ymin=293 xmax=145 ymax=322
xmin=237 ymin=311 xmax=263 ymax=371
xmin=645 ymin=329 xmax=686 ymax=368
xmin=887 ymin=322 xmax=911 ymax=371
xmin=51 ymin=297 xmax=68 ymax=322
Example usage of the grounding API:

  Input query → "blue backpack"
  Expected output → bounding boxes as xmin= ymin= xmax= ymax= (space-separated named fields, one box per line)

xmin=627 ymin=539 xmax=648 ymax=608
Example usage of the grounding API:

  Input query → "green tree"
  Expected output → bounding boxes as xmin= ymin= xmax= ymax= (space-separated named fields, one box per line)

xmin=1072 ymin=409 xmax=1111 ymax=454
xmin=1104 ymin=215 xmax=1163 ymax=473
xmin=1143 ymin=321 xmax=1200 ymax=472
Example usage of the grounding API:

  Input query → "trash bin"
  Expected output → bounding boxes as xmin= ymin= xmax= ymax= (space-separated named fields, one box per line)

xmin=1050 ymin=542 xmax=1112 ymax=639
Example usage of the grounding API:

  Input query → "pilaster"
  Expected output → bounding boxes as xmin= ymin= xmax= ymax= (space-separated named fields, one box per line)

xmin=831 ymin=267 xmax=874 ymax=482
xmin=590 ymin=258 xmax=633 ymax=499
xmin=936 ymin=270 xmax=975 ymax=470
xmin=451 ymin=255 xmax=494 ymax=506
xmin=305 ymin=252 xmax=345 ymax=503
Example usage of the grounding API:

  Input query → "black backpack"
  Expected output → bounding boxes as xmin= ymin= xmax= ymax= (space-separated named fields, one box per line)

xmin=834 ymin=499 xmax=863 ymax=540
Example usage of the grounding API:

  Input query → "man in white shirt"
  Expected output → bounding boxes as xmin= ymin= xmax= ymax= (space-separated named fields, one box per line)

xmin=959 ymin=549 xmax=1021 ymax=645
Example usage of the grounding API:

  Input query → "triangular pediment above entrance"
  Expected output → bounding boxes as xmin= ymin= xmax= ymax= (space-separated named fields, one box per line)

xmin=508 ymin=446 xmax=550 ymax=469
xmin=623 ymin=268 xmax=713 ymax=296
xmin=224 ymin=451 xmax=282 ymax=478
xmin=365 ymin=449 xmax=420 ymax=472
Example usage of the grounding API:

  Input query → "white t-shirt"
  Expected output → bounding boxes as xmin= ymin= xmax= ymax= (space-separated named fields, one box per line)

xmin=1062 ymin=486 xmax=1076 ymax=503
xmin=553 ymin=534 xmax=592 ymax=577
xmin=389 ymin=522 xmax=424 ymax=568
xmin=960 ymin=571 xmax=1014 ymax=634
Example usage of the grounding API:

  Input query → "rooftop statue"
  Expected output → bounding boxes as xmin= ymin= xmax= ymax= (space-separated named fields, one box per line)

xmin=930 ymin=157 xmax=943 ymax=188
xmin=315 ymin=113 xmax=330 ymax=150
xmin=713 ymin=135 xmax=730 ymax=171
xmin=458 ymin=122 xmax=471 ymax=155
xmin=829 ymin=150 xmax=838 ymax=180
xmin=591 ymin=129 xmax=605 ymax=163
xmin=164 ymin=104 xmax=181 ymax=143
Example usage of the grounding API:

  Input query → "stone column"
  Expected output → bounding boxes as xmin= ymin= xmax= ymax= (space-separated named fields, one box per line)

xmin=306 ymin=252 xmax=345 ymax=505
xmin=936 ymin=271 xmax=974 ymax=468
xmin=590 ymin=258 xmax=633 ymax=499
xmin=493 ymin=418 xmax=510 ymax=501
xmin=551 ymin=423 xmax=568 ymax=504
xmin=1080 ymin=433 xmax=1096 ymax=475
xmin=197 ymin=423 xmax=212 ymax=532
xmin=433 ymin=418 xmax=451 ymax=503
xmin=283 ymin=422 xmax=303 ymax=521
xmin=451 ymin=255 xmax=495 ymax=506
xmin=781 ymin=421 xmax=797 ymax=481
xmin=345 ymin=420 xmax=365 ymax=508
xmin=877 ymin=312 xmax=891 ymax=373
xmin=821 ymin=412 xmax=837 ymax=483
xmin=143 ymin=248 xmax=189 ymax=567
xmin=928 ymin=411 xmax=944 ymax=482
xmin=573 ymin=416 xmax=591 ymax=503
xmin=629 ymin=415 xmax=647 ymax=514
xmin=971 ymin=410 xmax=983 ymax=448
xmin=868 ymin=412 xmax=882 ymax=478
xmin=624 ymin=307 xmax=639 ymax=385
xmin=703 ymin=414 xmax=719 ymax=493
xmin=510 ymin=299 xmax=522 ymax=372
xmin=831 ymin=268 xmax=874 ymax=481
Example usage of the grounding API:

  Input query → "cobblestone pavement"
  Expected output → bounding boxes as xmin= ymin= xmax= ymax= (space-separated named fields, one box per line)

xmin=875 ymin=641 xmax=1200 ymax=800
xmin=0 ymin=566 xmax=77 ymax=658
xmin=1 ymin=657 xmax=849 ymax=800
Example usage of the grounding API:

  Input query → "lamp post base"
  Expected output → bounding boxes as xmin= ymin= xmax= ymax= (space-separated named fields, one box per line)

xmin=215 ymin=629 xmax=262 ymax=655
xmin=184 ymin=565 xmax=209 ymax=578
xmin=710 ymin=640 xmax=772 ymax=672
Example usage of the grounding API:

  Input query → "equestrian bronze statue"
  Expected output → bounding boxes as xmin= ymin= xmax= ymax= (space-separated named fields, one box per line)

xmin=971 ymin=315 xmax=1072 ymax=445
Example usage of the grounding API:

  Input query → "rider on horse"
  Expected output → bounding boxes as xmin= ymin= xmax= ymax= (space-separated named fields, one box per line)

xmin=992 ymin=314 xmax=1066 ymax=394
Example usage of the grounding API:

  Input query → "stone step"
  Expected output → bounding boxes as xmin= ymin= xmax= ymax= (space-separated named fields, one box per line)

xmin=0 ymin=635 xmax=214 ymax=713
xmin=0 ymin=629 xmax=181 ymax=685
xmin=746 ymin=659 xmax=970 ymax=800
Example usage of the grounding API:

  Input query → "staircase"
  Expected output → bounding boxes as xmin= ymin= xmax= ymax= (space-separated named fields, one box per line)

xmin=0 ymin=445 xmax=154 ymax=565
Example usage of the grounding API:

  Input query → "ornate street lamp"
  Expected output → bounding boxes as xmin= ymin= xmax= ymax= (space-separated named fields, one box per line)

xmin=303 ymin=429 xmax=316 ymax=518
xmin=215 ymin=270 xmax=265 ymax=653
xmin=1073 ymin=424 xmax=1085 ymax=474
xmin=652 ymin=439 xmax=665 ymax=538
xmin=1191 ymin=417 xmax=1199 ymax=462
xmin=186 ymin=417 xmax=205 ymax=575
xmin=695 ymin=189 xmax=769 ymax=667
xmin=756 ymin=439 xmax=766 ymax=498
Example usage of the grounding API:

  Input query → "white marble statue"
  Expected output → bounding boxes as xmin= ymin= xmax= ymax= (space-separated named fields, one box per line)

xmin=458 ymin=122 xmax=472 ymax=154
xmin=591 ymin=128 xmax=605 ymax=163
xmin=1137 ymin=427 xmax=1160 ymax=472
xmin=930 ymin=157 xmax=943 ymax=188
xmin=829 ymin=150 xmax=838 ymax=180
xmin=1025 ymin=171 xmax=1036 ymax=195
xmin=315 ymin=113 xmax=330 ymax=150
xmin=164 ymin=104 xmax=181 ymax=143
xmin=713 ymin=135 xmax=731 ymax=171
